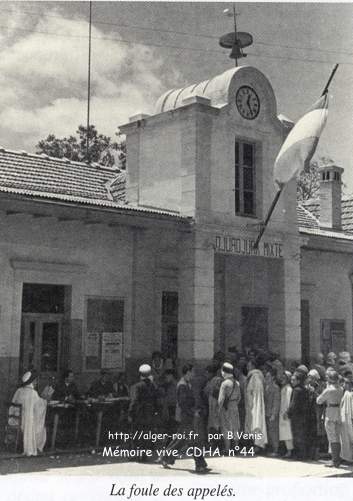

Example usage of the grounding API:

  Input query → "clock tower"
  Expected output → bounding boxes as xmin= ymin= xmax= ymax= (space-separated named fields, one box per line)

xmin=121 ymin=63 xmax=302 ymax=365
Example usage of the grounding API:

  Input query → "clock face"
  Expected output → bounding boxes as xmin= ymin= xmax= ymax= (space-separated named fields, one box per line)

xmin=236 ymin=86 xmax=260 ymax=120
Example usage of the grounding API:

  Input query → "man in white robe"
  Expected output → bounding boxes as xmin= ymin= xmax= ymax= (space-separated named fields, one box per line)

xmin=279 ymin=371 xmax=293 ymax=457
xmin=11 ymin=371 xmax=47 ymax=456
xmin=245 ymin=359 xmax=267 ymax=449
xmin=340 ymin=379 xmax=353 ymax=463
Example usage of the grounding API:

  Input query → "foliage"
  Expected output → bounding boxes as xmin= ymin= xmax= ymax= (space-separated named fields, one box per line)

xmin=36 ymin=125 xmax=126 ymax=169
xmin=296 ymin=156 xmax=334 ymax=201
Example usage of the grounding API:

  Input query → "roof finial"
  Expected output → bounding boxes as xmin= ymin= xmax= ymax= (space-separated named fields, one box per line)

xmin=220 ymin=5 xmax=253 ymax=67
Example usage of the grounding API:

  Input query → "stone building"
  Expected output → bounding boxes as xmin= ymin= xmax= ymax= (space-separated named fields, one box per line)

xmin=0 ymin=64 xmax=352 ymax=426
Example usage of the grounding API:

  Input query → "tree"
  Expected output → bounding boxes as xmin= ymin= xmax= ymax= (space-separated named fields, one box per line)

xmin=36 ymin=125 xmax=126 ymax=169
xmin=296 ymin=156 xmax=334 ymax=201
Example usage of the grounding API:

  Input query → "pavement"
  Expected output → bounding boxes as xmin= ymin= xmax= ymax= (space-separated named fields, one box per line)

xmin=0 ymin=452 xmax=352 ymax=477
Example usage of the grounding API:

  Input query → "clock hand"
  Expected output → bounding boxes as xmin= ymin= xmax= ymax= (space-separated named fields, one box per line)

xmin=246 ymin=95 xmax=251 ymax=110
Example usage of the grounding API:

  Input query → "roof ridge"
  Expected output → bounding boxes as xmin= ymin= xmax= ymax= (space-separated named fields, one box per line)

xmin=0 ymin=146 xmax=102 ymax=168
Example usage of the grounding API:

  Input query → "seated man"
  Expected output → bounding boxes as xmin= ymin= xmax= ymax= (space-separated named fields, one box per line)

xmin=89 ymin=370 xmax=114 ymax=398
xmin=11 ymin=370 xmax=47 ymax=456
xmin=52 ymin=370 xmax=80 ymax=402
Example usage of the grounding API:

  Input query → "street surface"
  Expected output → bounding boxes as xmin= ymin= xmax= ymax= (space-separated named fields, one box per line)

xmin=0 ymin=453 xmax=352 ymax=477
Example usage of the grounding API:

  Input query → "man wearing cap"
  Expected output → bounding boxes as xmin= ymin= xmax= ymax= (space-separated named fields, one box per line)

xmin=218 ymin=362 xmax=241 ymax=454
xmin=317 ymin=370 xmax=344 ymax=467
xmin=11 ymin=371 xmax=47 ymax=456
xmin=128 ymin=364 xmax=160 ymax=461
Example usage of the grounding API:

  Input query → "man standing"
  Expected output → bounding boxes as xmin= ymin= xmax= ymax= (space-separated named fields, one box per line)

xmin=286 ymin=371 xmax=310 ymax=460
xmin=245 ymin=358 xmax=267 ymax=451
xmin=340 ymin=378 xmax=353 ymax=463
xmin=264 ymin=366 xmax=280 ymax=456
xmin=128 ymin=364 xmax=159 ymax=461
xmin=11 ymin=371 xmax=47 ymax=456
xmin=317 ymin=370 xmax=344 ymax=467
xmin=218 ymin=362 xmax=241 ymax=454
xmin=161 ymin=364 xmax=209 ymax=473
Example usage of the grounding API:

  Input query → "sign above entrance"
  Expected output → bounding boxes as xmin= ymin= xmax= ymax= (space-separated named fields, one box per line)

xmin=215 ymin=235 xmax=283 ymax=258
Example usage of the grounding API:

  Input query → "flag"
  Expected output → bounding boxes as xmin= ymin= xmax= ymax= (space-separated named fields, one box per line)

xmin=274 ymin=93 xmax=329 ymax=187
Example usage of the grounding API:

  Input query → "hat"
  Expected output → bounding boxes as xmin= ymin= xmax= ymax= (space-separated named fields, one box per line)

xmin=22 ymin=371 xmax=37 ymax=385
xmin=139 ymin=364 xmax=151 ymax=376
xmin=327 ymin=370 xmax=339 ymax=383
xmin=338 ymin=352 xmax=351 ymax=364
xmin=327 ymin=352 xmax=337 ymax=360
xmin=308 ymin=369 xmax=320 ymax=380
xmin=222 ymin=362 xmax=234 ymax=374
xmin=296 ymin=364 xmax=309 ymax=375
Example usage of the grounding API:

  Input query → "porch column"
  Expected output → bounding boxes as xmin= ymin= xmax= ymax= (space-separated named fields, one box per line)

xmin=178 ymin=231 xmax=214 ymax=362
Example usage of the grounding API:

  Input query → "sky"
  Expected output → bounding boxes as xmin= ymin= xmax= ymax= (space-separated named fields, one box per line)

xmin=0 ymin=1 xmax=352 ymax=189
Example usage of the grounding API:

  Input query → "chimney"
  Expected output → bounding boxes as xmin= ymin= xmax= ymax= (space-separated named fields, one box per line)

xmin=318 ymin=164 xmax=343 ymax=230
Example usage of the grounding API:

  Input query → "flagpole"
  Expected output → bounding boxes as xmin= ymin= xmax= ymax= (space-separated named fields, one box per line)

xmin=253 ymin=64 xmax=339 ymax=250
xmin=253 ymin=187 xmax=283 ymax=249
xmin=321 ymin=64 xmax=339 ymax=96
xmin=86 ymin=0 xmax=92 ymax=164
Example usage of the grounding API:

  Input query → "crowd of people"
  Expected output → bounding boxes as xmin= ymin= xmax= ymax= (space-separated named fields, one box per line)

xmin=126 ymin=349 xmax=353 ymax=472
xmin=8 ymin=348 xmax=353 ymax=474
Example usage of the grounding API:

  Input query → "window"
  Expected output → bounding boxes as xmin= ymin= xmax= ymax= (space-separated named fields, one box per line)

xmin=22 ymin=283 xmax=65 ymax=313
xmin=85 ymin=297 xmax=124 ymax=371
xmin=161 ymin=292 xmax=178 ymax=359
xmin=235 ymin=141 xmax=256 ymax=216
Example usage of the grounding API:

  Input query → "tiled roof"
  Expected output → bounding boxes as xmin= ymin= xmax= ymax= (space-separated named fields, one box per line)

xmin=301 ymin=196 xmax=353 ymax=234
xmin=0 ymin=147 xmax=124 ymax=202
xmin=0 ymin=148 xmax=186 ymax=220
xmin=297 ymin=205 xmax=319 ymax=229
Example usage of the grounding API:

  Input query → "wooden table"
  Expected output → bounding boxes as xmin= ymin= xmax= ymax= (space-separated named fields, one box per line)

xmin=48 ymin=397 xmax=130 ymax=451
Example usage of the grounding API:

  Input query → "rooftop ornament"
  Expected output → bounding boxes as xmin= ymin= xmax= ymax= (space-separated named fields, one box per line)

xmin=220 ymin=6 xmax=253 ymax=66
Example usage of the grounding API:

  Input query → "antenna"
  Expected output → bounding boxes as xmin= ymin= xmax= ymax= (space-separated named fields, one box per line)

xmin=232 ymin=4 xmax=239 ymax=67
xmin=86 ymin=1 xmax=92 ymax=164
xmin=220 ymin=5 xmax=253 ymax=65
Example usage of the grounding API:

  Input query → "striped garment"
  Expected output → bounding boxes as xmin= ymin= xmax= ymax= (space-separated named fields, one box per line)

xmin=274 ymin=93 xmax=329 ymax=187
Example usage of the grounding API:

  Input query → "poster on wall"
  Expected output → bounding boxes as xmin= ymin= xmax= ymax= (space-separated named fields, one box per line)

xmin=101 ymin=331 xmax=124 ymax=370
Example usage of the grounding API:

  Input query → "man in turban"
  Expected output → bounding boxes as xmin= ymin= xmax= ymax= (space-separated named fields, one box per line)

xmin=128 ymin=364 xmax=160 ymax=461
xmin=11 ymin=371 xmax=47 ymax=456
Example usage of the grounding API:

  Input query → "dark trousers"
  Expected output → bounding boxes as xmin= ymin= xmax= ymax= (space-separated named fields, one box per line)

xmin=163 ymin=421 xmax=207 ymax=468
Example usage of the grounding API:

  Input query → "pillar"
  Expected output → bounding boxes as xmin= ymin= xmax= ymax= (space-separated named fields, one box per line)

xmin=283 ymin=236 xmax=302 ymax=361
xmin=178 ymin=230 xmax=214 ymax=363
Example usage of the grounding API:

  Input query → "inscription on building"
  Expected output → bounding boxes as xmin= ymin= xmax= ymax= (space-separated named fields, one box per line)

xmin=215 ymin=235 xmax=283 ymax=258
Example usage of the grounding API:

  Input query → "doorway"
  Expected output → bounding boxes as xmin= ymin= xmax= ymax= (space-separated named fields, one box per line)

xmin=20 ymin=283 xmax=67 ymax=378
xmin=21 ymin=314 xmax=63 ymax=375
xmin=241 ymin=305 xmax=269 ymax=351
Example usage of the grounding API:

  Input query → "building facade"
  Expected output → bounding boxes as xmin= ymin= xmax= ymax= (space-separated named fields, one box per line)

xmin=0 ymin=64 xmax=352 ymax=427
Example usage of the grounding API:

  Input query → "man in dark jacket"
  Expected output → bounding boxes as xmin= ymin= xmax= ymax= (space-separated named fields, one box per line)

xmin=286 ymin=371 xmax=310 ymax=460
xmin=53 ymin=370 xmax=80 ymax=402
xmin=88 ymin=370 xmax=114 ymax=398
xmin=160 ymin=363 xmax=209 ymax=474
xmin=128 ymin=364 xmax=160 ymax=461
